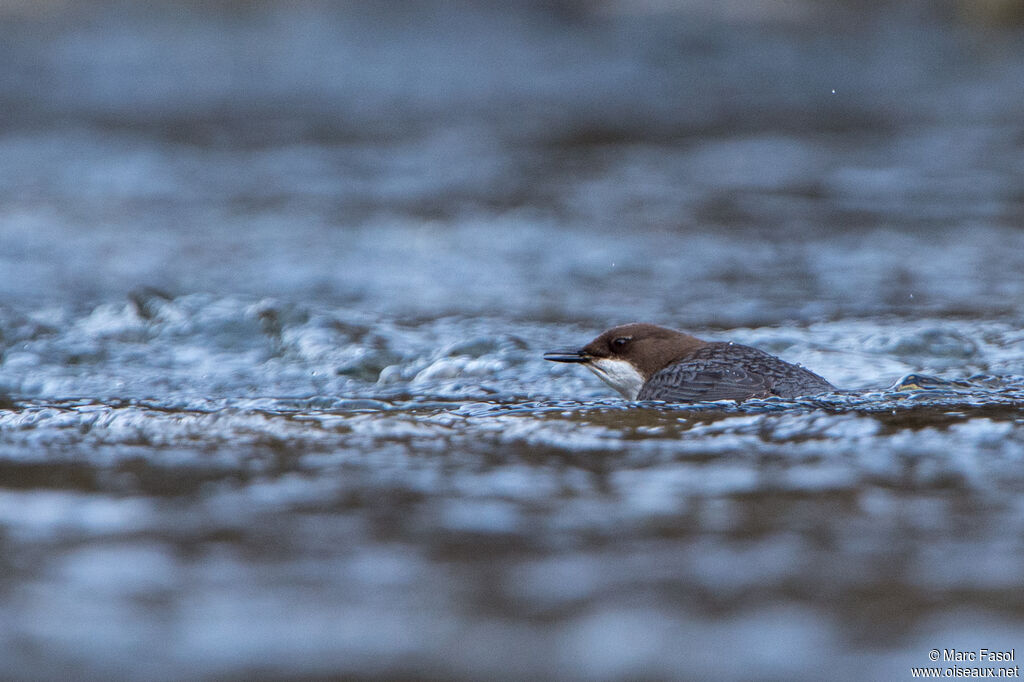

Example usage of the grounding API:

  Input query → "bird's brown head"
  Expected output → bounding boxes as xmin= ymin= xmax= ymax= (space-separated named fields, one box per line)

xmin=544 ymin=323 xmax=707 ymax=399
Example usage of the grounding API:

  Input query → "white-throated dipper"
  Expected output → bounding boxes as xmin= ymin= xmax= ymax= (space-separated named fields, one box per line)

xmin=544 ymin=323 xmax=834 ymax=402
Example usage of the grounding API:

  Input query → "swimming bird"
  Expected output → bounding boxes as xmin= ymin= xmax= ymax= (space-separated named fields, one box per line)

xmin=544 ymin=323 xmax=834 ymax=402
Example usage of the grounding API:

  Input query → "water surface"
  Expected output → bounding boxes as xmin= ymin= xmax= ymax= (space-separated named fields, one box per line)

xmin=2 ymin=2 xmax=1024 ymax=679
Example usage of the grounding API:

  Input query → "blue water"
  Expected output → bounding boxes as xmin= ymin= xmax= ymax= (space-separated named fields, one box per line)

xmin=2 ymin=2 xmax=1024 ymax=679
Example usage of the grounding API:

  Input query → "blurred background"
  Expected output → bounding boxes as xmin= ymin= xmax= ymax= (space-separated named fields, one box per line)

xmin=1 ymin=1 xmax=1023 ymax=679
xmin=3 ymin=0 xmax=1024 ymax=322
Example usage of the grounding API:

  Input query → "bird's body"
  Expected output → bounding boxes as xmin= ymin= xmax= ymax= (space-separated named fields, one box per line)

xmin=544 ymin=323 xmax=834 ymax=403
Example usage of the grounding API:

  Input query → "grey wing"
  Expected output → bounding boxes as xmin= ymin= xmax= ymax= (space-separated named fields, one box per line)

xmin=637 ymin=355 xmax=774 ymax=403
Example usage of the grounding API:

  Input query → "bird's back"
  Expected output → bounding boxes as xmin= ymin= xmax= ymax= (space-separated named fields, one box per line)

xmin=637 ymin=342 xmax=835 ymax=403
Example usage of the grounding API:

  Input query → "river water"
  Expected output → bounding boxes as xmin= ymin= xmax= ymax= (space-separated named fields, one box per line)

xmin=1 ymin=2 xmax=1023 ymax=679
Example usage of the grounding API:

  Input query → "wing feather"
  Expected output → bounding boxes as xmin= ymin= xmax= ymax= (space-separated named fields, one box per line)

xmin=636 ymin=343 xmax=833 ymax=403
xmin=638 ymin=357 xmax=771 ymax=402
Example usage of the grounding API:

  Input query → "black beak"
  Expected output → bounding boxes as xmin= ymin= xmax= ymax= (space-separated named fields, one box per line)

xmin=543 ymin=348 xmax=590 ymax=363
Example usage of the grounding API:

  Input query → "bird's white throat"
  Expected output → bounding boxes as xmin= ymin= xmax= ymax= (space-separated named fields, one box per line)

xmin=586 ymin=358 xmax=645 ymax=400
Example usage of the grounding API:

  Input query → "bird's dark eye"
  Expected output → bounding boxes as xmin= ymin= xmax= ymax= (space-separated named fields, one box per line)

xmin=611 ymin=336 xmax=631 ymax=351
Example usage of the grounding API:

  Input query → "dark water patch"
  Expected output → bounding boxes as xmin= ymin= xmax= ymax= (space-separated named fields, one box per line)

xmin=3 ymin=1 xmax=1024 ymax=678
xmin=0 ymin=461 xmax=102 ymax=493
